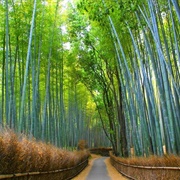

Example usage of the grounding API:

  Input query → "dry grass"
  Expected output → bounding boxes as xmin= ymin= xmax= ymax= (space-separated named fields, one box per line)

xmin=77 ymin=139 xmax=88 ymax=150
xmin=0 ymin=129 xmax=90 ymax=175
xmin=114 ymin=154 xmax=180 ymax=167
xmin=110 ymin=152 xmax=180 ymax=180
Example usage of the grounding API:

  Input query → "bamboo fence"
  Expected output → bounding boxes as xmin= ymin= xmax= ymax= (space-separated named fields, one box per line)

xmin=0 ymin=158 xmax=88 ymax=180
xmin=110 ymin=152 xmax=180 ymax=180
xmin=89 ymin=147 xmax=112 ymax=156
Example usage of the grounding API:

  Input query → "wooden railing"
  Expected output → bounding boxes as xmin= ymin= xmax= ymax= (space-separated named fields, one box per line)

xmin=0 ymin=158 xmax=88 ymax=180
xmin=110 ymin=152 xmax=180 ymax=180
xmin=89 ymin=147 xmax=112 ymax=156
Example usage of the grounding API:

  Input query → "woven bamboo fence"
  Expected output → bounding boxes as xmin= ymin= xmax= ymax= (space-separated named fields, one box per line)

xmin=89 ymin=147 xmax=112 ymax=156
xmin=110 ymin=152 xmax=180 ymax=180
xmin=0 ymin=158 xmax=88 ymax=180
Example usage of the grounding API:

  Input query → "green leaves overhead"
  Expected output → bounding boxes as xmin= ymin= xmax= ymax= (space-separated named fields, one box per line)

xmin=75 ymin=0 xmax=180 ymax=156
xmin=77 ymin=0 xmax=142 ymax=27
xmin=0 ymin=0 xmax=110 ymax=149
xmin=0 ymin=0 xmax=179 ymax=156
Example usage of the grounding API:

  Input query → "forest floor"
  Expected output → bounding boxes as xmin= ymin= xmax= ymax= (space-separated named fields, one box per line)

xmin=72 ymin=154 xmax=127 ymax=180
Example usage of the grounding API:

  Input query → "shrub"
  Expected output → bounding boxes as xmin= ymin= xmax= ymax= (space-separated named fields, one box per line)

xmin=0 ymin=129 xmax=90 ymax=175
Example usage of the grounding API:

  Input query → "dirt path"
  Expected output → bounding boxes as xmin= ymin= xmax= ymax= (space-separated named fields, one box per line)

xmin=72 ymin=154 xmax=127 ymax=180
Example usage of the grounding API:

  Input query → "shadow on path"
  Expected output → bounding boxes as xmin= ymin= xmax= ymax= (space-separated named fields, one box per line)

xmin=86 ymin=157 xmax=111 ymax=180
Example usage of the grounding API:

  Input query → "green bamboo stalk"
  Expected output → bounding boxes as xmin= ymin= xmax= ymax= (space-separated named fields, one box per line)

xmin=5 ymin=0 xmax=9 ymax=124
xmin=19 ymin=0 xmax=37 ymax=132
xmin=170 ymin=0 xmax=180 ymax=21
xmin=127 ymin=22 xmax=163 ymax=155
xmin=109 ymin=16 xmax=143 ymax=156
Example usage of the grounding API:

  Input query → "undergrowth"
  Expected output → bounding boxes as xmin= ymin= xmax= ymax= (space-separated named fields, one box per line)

xmin=110 ymin=152 xmax=180 ymax=179
xmin=115 ymin=154 xmax=180 ymax=167
xmin=0 ymin=129 xmax=90 ymax=174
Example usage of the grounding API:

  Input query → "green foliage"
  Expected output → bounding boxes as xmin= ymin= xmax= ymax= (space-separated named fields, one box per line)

xmin=0 ymin=0 xmax=179 ymax=158
xmin=0 ymin=0 xmax=109 ymax=149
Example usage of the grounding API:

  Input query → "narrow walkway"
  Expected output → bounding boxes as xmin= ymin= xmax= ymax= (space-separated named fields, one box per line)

xmin=72 ymin=154 xmax=127 ymax=180
xmin=86 ymin=157 xmax=111 ymax=180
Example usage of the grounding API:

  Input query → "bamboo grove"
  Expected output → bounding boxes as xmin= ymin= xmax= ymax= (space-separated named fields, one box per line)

xmin=0 ymin=0 xmax=109 ymax=149
xmin=0 ymin=0 xmax=180 ymax=157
